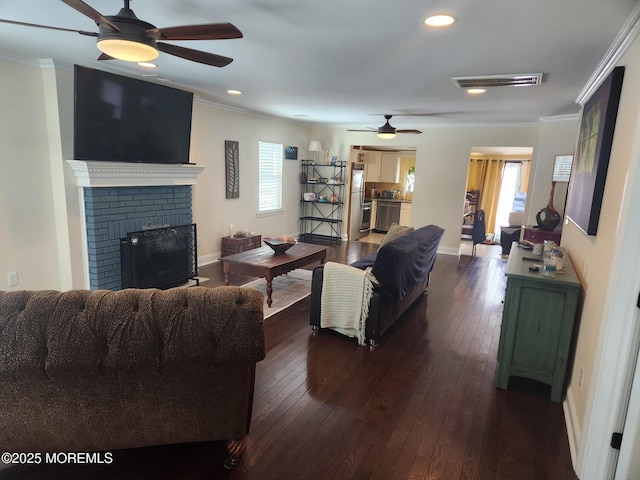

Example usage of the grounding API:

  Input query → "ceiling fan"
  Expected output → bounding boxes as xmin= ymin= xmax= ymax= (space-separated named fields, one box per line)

xmin=348 ymin=115 xmax=423 ymax=139
xmin=0 ymin=0 xmax=242 ymax=67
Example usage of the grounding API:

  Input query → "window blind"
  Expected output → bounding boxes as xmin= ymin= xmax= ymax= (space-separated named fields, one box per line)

xmin=258 ymin=141 xmax=283 ymax=212
xmin=553 ymin=155 xmax=573 ymax=182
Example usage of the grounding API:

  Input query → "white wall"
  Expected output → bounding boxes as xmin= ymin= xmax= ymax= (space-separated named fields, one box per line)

xmin=190 ymin=100 xmax=311 ymax=263
xmin=0 ymin=59 xmax=60 ymax=290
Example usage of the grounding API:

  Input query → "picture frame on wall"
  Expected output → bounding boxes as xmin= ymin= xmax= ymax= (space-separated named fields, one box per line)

xmin=225 ymin=140 xmax=240 ymax=199
xmin=284 ymin=146 xmax=298 ymax=160
xmin=566 ymin=66 xmax=625 ymax=236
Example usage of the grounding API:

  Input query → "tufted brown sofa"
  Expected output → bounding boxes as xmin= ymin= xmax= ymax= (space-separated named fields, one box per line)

xmin=0 ymin=286 xmax=265 ymax=468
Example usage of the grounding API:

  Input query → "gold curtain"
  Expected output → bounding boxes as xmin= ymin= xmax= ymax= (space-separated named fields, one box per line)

xmin=480 ymin=159 xmax=505 ymax=234
xmin=467 ymin=158 xmax=505 ymax=235
xmin=467 ymin=159 xmax=487 ymax=192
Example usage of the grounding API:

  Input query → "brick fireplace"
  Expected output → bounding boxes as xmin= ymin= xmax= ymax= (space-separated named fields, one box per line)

xmin=67 ymin=161 xmax=205 ymax=290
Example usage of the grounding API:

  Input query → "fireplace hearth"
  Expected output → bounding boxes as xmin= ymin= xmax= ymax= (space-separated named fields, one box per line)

xmin=121 ymin=224 xmax=198 ymax=289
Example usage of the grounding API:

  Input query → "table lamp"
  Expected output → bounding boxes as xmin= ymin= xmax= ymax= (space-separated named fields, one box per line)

xmin=308 ymin=140 xmax=322 ymax=162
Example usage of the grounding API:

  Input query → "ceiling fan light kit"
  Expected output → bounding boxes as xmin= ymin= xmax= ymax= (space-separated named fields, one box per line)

xmin=377 ymin=131 xmax=396 ymax=140
xmin=97 ymin=38 xmax=158 ymax=62
xmin=377 ymin=116 xmax=397 ymax=139
xmin=96 ymin=5 xmax=160 ymax=62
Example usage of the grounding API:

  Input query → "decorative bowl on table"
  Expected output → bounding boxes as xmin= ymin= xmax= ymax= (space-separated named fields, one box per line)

xmin=263 ymin=236 xmax=297 ymax=255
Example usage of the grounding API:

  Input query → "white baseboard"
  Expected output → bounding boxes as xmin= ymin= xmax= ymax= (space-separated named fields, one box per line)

xmin=198 ymin=253 xmax=220 ymax=267
xmin=564 ymin=385 xmax=581 ymax=469
xmin=438 ymin=246 xmax=460 ymax=256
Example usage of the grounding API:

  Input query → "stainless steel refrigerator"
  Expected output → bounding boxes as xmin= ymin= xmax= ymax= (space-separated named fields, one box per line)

xmin=349 ymin=163 xmax=371 ymax=240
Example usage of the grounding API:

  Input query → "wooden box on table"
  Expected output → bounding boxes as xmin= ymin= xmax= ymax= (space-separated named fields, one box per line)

xmin=221 ymin=234 xmax=262 ymax=257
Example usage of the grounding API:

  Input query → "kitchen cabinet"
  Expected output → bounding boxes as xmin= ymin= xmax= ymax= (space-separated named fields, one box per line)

xmin=399 ymin=202 xmax=412 ymax=226
xmin=380 ymin=153 xmax=400 ymax=183
xmin=496 ymin=244 xmax=581 ymax=403
xmin=364 ymin=152 xmax=381 ymax=182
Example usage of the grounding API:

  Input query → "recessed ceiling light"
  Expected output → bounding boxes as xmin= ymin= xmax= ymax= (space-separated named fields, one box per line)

xmin=227 ymin=89 xmax=242 ymax=95
xmin=467 ymin=88 xmax=487 ymax=94
xmin=137 ymin=62 xmax=157 ymax=68
xmin=424 ymin=14 xmax=457 ymax=27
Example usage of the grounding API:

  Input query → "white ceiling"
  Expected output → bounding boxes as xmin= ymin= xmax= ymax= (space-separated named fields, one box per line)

xmin=0 ymin=0 xmax=638 ymax=129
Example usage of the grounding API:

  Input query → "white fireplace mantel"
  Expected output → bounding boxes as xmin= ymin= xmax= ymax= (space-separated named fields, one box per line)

xmin=66 ymin=160 xmax=205 ymax=187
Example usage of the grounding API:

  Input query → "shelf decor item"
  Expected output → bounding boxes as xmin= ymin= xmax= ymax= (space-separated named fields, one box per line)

xmin=225 ymin=140 xmax=240 ymax=199
xmin=308 ymin=140 xmax=322 ymax=163
xmin=263 ymin=236 xmax=297 ymax=255
xmin=566 ymin=66 xmax=624 ymax=235
xmin=536 ymin=181 xmax=561 ymax=231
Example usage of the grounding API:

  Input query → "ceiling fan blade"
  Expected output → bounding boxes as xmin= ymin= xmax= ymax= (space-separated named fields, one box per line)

xmin=0 ymin=18 xmax=97 ymax=36
xmin=149 ymin=22 xmax=242 ymax=41
xmin=396 ymin=129 xmax=423 ymax=134
xmin=97 ymin=53 xmax=114 ymax=60
xmin=60 ymin=0 xmax=119 ymax=31
xmin=347 ymin=129 xmax=378 ymax=132
xmin=157 ymin=42 xmax=233 ymax=67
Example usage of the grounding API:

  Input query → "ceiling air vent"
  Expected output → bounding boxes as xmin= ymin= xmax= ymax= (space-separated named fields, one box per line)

xmin=453 ymin=73 xmax=543 ymax=88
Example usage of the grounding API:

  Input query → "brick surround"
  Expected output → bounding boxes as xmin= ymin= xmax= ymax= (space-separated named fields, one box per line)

xmin=84 ymin=186 xmax=192 ymax=290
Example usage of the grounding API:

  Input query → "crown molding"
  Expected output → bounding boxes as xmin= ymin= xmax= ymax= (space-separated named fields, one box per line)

xmin=576 ymin=3 xmax=640 ymax=105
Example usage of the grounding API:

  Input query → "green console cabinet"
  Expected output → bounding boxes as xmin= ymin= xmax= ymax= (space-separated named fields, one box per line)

xmin=496 ymin=244 xmax=581 ymax=403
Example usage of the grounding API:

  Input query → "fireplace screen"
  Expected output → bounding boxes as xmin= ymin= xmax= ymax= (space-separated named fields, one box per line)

xmin=120 ymin=224 xmax=198 ymax=289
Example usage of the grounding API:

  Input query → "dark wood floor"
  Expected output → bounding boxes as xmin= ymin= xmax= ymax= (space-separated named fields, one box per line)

xmin=2 ymin=241 xmax=577 ymax=480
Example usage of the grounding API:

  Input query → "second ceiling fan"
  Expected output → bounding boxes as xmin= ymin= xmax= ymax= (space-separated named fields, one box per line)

xmin=348 ymin=115 xmax=423 ymax=139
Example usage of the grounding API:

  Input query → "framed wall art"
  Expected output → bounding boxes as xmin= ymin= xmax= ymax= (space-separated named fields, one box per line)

xmin=284 ymin=146 xmax=298 ymax=160
xmin=225 ymin=140 xmax=240 ymax=199
xmin=566 ymin=66 xmax=624 ymax=235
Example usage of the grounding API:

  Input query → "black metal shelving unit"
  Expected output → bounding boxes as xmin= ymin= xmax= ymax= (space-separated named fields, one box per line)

xmin=299 ymin=160 xmax=346 ymax=244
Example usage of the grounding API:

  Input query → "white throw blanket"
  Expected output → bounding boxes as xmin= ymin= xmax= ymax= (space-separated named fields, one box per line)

xmin=320 ymin=262 xmax=375 ymax=346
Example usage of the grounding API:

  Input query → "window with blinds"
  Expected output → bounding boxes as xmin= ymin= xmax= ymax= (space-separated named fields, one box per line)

xmin=553 ymin=155 xmax=573 ymax=182
xmin=258 ymin=141 xmax=283 ymax=212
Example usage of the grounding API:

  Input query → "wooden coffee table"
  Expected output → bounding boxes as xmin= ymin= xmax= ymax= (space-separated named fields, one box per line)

xmin=222 ymin=242 xmax=328 ymax=307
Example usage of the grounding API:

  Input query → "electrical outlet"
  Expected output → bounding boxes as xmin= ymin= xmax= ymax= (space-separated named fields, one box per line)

xmin=7 ymin=271 xmax=18 ymax=287
xmin=579 ymin=367 xmax=585 ymax=388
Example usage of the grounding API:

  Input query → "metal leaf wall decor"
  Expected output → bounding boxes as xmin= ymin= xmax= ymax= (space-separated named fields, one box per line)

xmin=225 ymin=140 xmax=240 ymax=199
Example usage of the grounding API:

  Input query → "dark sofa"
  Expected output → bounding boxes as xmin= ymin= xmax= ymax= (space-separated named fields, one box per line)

xmin=0 ymin=286 xmax=265 ymax=468
xmin=309 ymin=224 xmax=445 ymax=345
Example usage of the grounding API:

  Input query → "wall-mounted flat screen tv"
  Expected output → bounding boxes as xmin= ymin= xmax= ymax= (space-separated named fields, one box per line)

xmin=74 ymin=65 xmax=193 ymax=164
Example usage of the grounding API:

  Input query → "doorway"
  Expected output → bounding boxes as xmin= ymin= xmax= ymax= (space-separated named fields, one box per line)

xmin=461 ymin=147 xmax=533 ymax=254
xmin=349 ymin=145 xmax=416 ymax=243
